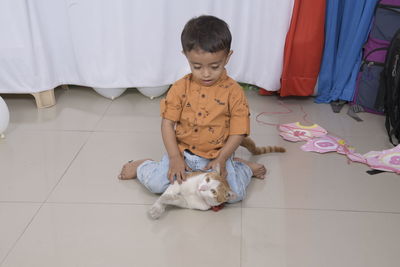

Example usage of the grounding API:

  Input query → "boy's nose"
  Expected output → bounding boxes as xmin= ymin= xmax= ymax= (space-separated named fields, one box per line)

xmin=202 ymin=69 xmax=210 ymax=78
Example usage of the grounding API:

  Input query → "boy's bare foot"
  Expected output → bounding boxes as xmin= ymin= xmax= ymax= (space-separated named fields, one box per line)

xmin=118 ymin=159 xmax=152 ymax=180
xmin=233 ymin=157 xmax=266 ymax=179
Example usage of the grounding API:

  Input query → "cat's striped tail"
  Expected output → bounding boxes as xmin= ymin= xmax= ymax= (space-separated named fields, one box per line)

xmin=240 ymin=137 xmax=285 ymax=155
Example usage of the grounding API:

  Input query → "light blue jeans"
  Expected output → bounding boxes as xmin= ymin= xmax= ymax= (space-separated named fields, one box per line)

xmin=136 ymin=150 xmax=253 ymax=203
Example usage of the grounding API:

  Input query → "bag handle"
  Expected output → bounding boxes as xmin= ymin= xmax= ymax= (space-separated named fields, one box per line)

xmin=363 ymin=47 xmax=387 ymax=61
xmin=379 ymin=4 xmax=400 ymax=14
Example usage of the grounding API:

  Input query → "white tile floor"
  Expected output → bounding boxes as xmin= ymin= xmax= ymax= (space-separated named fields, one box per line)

xmin=1 ymin=86 xmax=400 ymax=267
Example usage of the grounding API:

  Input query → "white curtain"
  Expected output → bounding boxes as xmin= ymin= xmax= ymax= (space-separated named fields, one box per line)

xmin=0 ymin=0 xmax=294 ymax=94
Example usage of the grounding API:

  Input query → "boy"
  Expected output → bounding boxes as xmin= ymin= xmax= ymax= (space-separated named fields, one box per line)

xmin=118 ymin=15 xmax=266 ymax=202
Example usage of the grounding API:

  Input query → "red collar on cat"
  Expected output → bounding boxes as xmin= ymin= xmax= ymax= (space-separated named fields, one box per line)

xmin=211 ymin=203 xmax=225 ymax=212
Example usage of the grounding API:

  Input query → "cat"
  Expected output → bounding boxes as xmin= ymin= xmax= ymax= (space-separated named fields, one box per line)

xmin=148 ymin=164 xmax=234 ymax=219
xmin=148 ymin=137 xmax=285 ymax=219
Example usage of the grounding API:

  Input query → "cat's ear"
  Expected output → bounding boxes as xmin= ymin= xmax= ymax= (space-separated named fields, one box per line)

xmin=226 ymin=191 xmax=237 ymax=202
xmin=214 ymin=163 xmax=221 ymax=175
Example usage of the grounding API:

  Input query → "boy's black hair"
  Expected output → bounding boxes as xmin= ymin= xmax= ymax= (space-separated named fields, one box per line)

xmin=181 ymin=15 xmax=232 ymax=53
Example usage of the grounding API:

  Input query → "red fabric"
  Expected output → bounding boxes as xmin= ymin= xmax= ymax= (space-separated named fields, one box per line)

xmin=258 ymin=88 xmax=277 ymax=96
xmin=279 ymin=0 xmax=326 ymax=97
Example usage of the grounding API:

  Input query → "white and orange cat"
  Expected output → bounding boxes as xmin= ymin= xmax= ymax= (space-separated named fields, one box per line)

xmin=148 ymin=164 xmax=233 ymax=219
xmin=148 ymin=137 xmax=285 ymax=219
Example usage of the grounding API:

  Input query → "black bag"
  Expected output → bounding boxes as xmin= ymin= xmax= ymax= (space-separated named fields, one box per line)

xmin=381 ymin=28 xmax=400 ymax=145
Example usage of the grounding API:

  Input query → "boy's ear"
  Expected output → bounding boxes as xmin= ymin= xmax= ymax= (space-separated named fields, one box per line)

xmin=225 ymin=50 xmax=233 ymax=65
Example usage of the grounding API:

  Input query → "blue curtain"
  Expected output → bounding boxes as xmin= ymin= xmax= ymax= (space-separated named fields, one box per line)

xmin=315 ymin=0 xmax=379 ymax=103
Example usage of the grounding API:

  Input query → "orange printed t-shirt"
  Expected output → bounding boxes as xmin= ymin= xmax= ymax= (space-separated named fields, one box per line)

xmin=160 ymin=71 xmax=250 ymax=159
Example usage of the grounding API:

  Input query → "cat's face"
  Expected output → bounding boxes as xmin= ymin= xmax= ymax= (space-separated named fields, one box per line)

xmin=197 ymin=171 xmax=236 ymax=206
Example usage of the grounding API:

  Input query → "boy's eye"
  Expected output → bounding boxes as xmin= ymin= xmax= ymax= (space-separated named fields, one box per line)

xmin=211 ymin=65 xmax=220 ymax=70
xmin=210 ymin=189 xmax=216 ymax=194
xmin=193 ymin=66 xmax=201 ymax=70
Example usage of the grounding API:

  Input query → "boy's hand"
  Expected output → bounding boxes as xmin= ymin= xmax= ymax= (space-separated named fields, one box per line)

xmin=168 ymin=155 xmax=191 ymax=184
xmin=203 ymin=135 xmax=245 ymax=179
xmin=204 ymin=158 xmax=227 ymax=178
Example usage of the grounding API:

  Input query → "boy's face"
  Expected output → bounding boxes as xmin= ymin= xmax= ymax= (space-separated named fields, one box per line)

xmin=184 ymin=49 xmax=233 ymax=87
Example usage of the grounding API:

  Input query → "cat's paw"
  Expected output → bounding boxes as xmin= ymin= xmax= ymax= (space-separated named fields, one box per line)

xmin=160 ymin=193 xmax=180 ymax=202
xmin=148 ymin=202 xmax=165 ymax=219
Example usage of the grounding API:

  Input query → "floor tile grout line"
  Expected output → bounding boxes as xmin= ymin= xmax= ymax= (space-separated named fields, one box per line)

xmin=6 ymin=128 xmax=96 ymax=133
xmin=0 ymin=200 xmax=45 ymax=266
xmin=0 ymin=200 xmax=154 ymax=206
xmin=0 ymin=201 xmax=42 ymax=204
xmin=42 ymin=132 xmax=93 ymax=204
xmin=91 ymin=98 xmax=114 ymax=132
xmin=3 ymin=199 xmax=399 ymax=215
xmin=240 ymin=202 xmax=243 ymax=267
xmin=44 ymin=201 xmax=154 ymax=206
xmin=242 ymin=206 xmax=400 ymax=215
xmin=5 ymin=128 xmax=163 ymax=134
xmin=3 ymin=200 xmax=399 ymax=215
xmin=14 ymin=94 xmax=114 ymax=135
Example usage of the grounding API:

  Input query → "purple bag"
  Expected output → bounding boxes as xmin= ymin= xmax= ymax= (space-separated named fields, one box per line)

xmin=350 ymin=0 xmax=400 ymax=118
